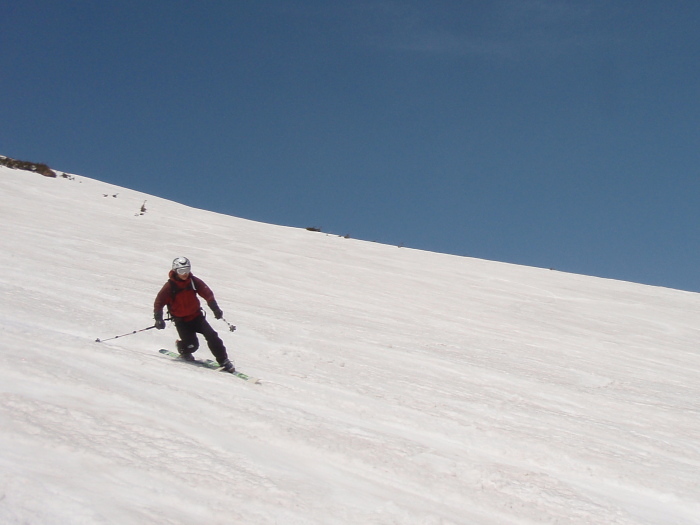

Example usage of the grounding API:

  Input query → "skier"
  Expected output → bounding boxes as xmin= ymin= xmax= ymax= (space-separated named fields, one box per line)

xmin=154 ymin=257 xmax=235 ymax=372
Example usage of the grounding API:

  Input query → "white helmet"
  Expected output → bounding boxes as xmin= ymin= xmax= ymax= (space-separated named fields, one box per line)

xmin=172 ymin=256 xmax=191 ymax=274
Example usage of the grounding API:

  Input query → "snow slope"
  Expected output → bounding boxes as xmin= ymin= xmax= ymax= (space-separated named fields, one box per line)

xmin=1 ymin=164 xmax=699 ymax=524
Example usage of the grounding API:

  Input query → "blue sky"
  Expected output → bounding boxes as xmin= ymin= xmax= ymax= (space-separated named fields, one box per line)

xmin=3 ymin=1 xmax=700 ymax=291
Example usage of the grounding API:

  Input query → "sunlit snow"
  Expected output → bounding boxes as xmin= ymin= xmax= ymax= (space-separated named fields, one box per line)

xmin=1 ymin=165 xmax=699 ymax=524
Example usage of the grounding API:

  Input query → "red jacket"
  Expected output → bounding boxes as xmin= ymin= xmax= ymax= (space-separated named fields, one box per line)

xmin=154 ymin=271 xmax=216 ymax=322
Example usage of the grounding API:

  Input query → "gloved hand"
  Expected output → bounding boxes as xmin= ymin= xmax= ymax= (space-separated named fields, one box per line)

xmin=154 ymin=311 xmax=166 ymax=330
xmin=208 ymin=300 xmax=223 ymax=320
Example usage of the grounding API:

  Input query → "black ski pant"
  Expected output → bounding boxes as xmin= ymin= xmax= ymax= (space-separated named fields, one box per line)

xmin=174 ymin=314 xmax=228 ymax=364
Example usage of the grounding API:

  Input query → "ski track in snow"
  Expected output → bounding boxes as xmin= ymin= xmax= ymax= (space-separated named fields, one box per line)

xmin=1 ymin=165 xmax=700 ymax=524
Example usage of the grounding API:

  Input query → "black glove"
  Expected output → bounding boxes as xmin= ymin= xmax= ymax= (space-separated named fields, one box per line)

xmin=208 ymin=300 xmax=223 ymax=320
xmin=154 ymin=311 xmax=166 ymax=330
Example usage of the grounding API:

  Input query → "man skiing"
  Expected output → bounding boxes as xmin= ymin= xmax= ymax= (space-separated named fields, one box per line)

xmin=154 ymin=257 xmax=235 ymax=373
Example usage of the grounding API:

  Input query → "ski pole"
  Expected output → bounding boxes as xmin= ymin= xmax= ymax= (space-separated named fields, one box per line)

xmin=95 ymin=325 xmax=156 ymax=343
xmin=221 ymin=317 xmax=237 ymax=332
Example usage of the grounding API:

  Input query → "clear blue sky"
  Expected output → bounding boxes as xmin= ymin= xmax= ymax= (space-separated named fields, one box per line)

xmin=3 ymin=1 xmax=700 ymax=291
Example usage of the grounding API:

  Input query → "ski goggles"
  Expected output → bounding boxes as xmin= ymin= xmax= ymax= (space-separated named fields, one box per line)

xmin=175 ymin=267 xmax=191 ymax=276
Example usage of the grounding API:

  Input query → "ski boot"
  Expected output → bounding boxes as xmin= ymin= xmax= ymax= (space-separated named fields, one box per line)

xmin=176 ymin=340 xmax=196 ymax=361
xmin=220 ymin=359 xmax=235 ymax=373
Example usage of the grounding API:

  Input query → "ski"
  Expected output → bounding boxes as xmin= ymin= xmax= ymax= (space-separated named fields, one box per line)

xmin=159 ymin=349 xmax=260 ymax=384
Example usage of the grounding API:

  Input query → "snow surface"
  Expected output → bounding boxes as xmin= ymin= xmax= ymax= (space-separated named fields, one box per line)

xmin=1 ymin=164 xmax=699 ymax=525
